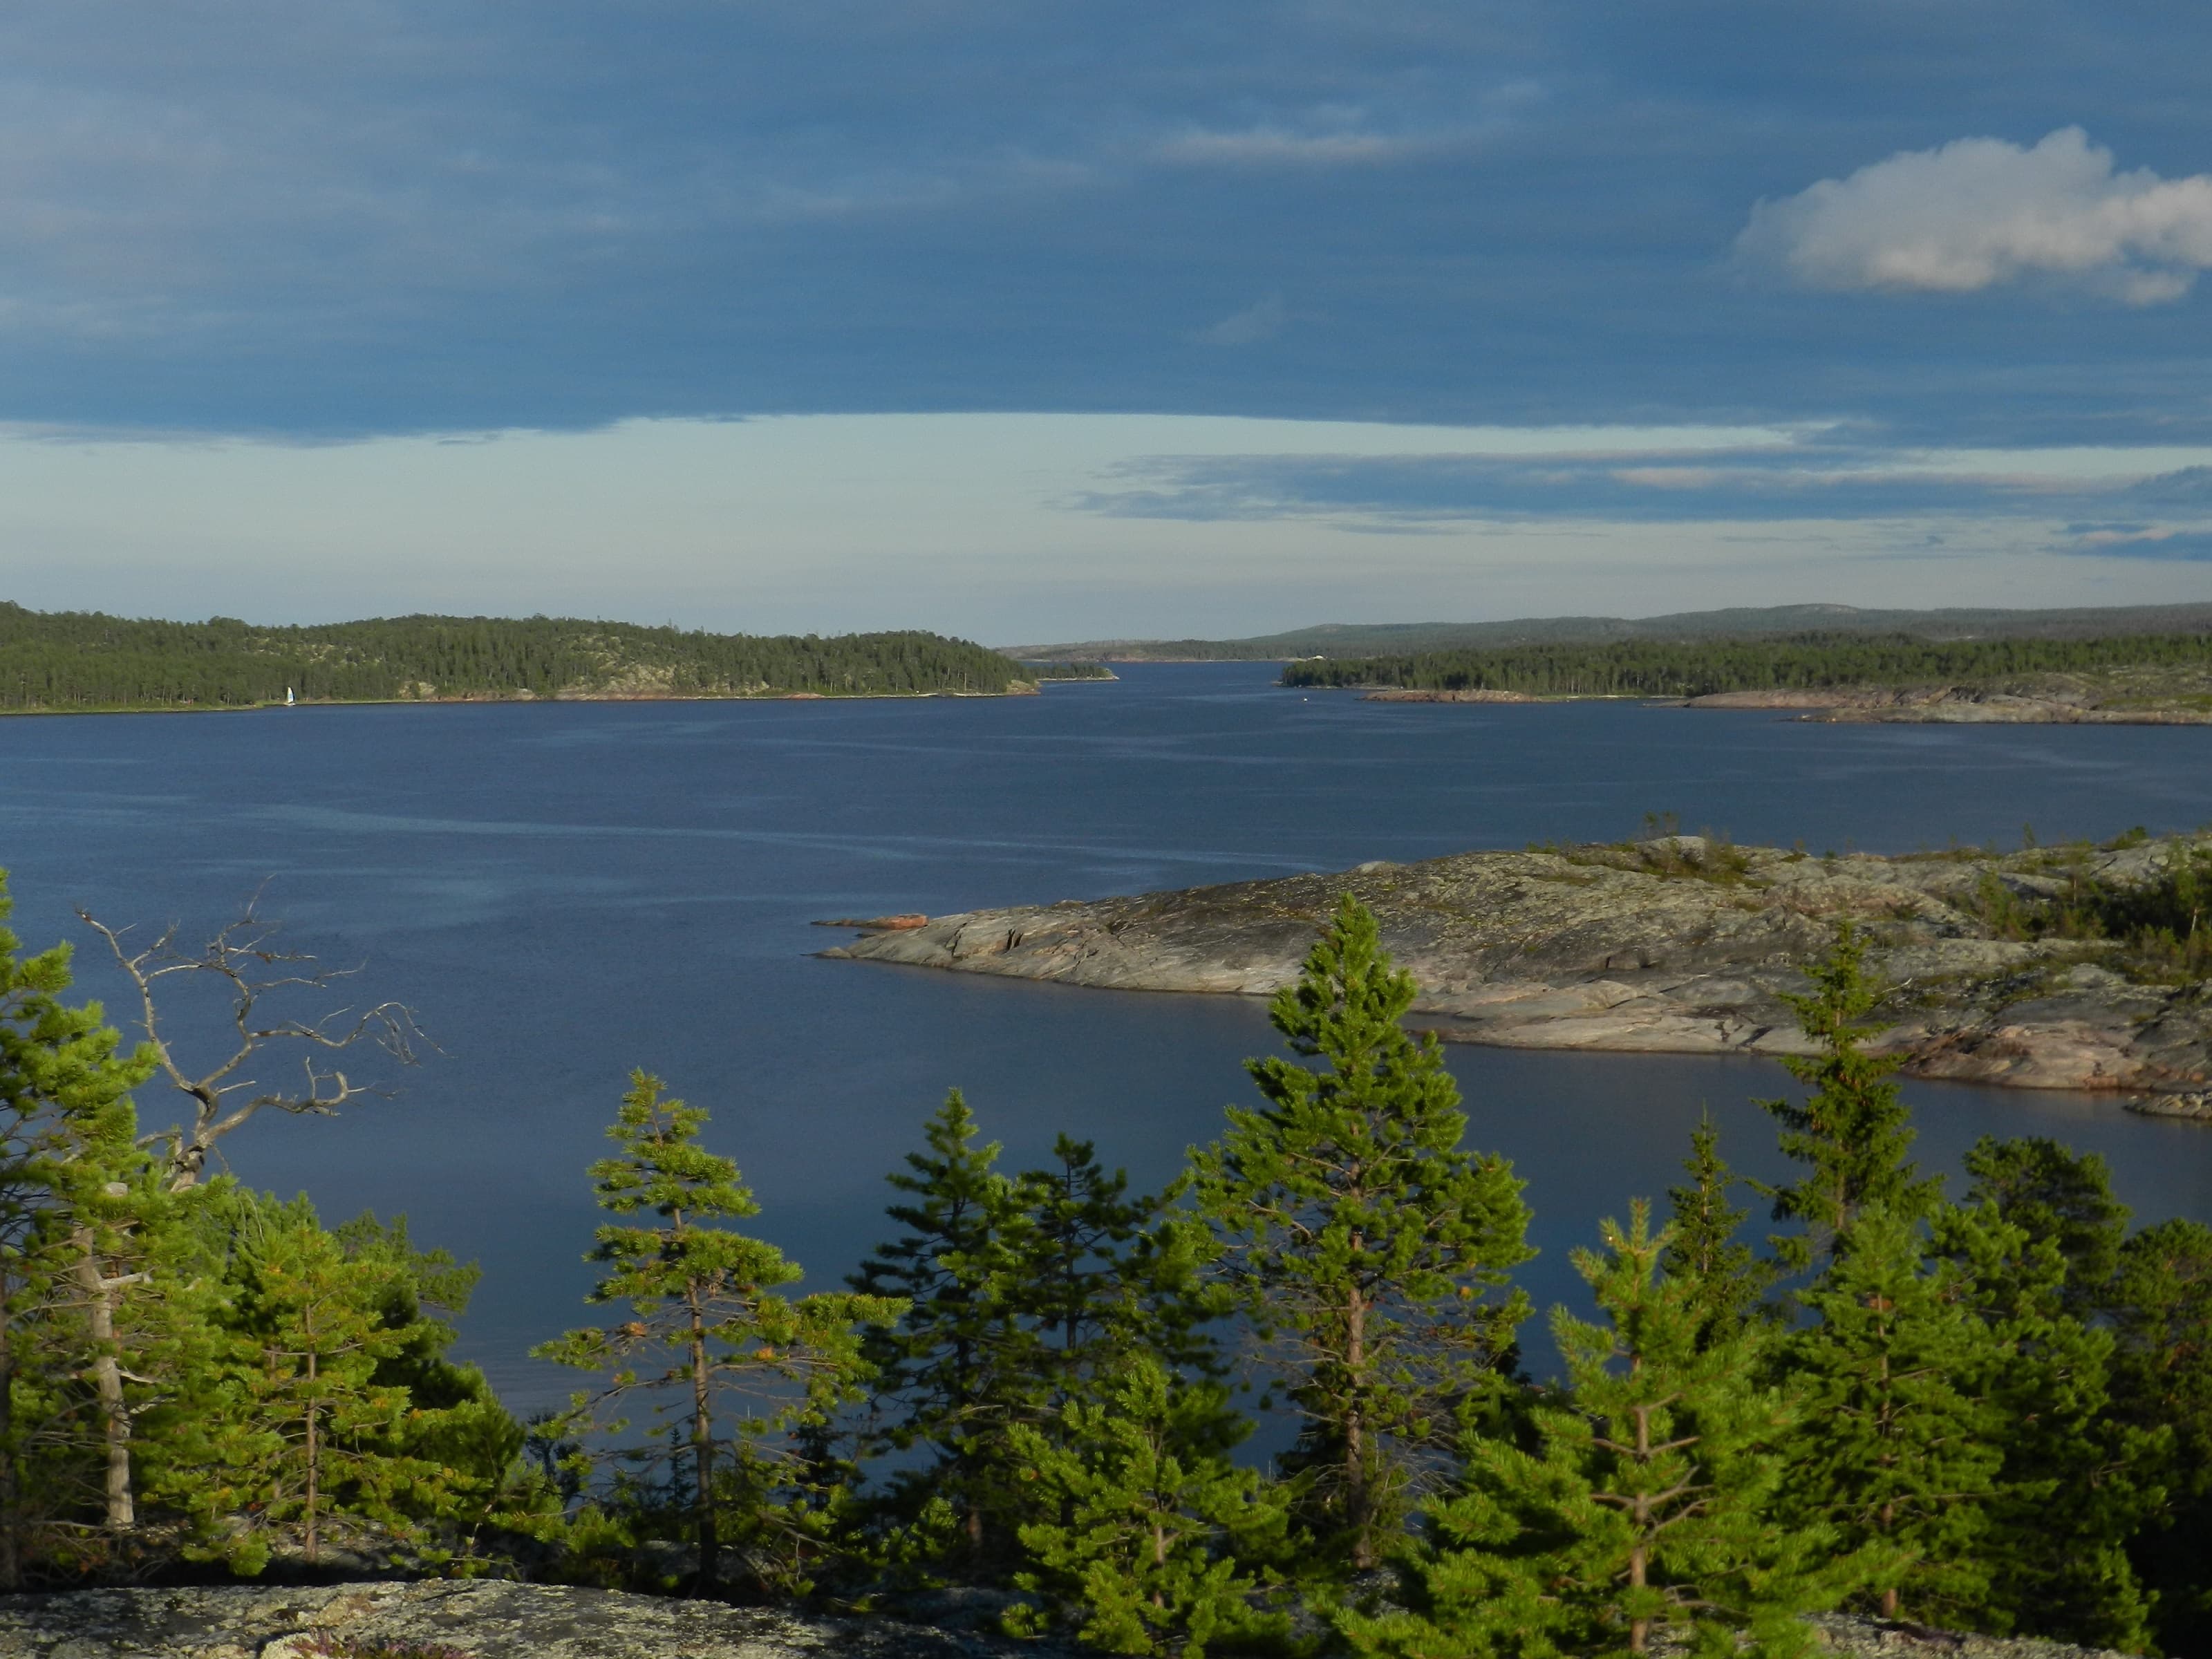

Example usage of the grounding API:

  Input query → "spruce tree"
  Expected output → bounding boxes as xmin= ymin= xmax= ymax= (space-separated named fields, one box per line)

xmin=1189 ymin=894 xmax=1533 ymax=1571
xmin=1661 ymin=1114 xmax=1769 ymax=1347
xmin=1016 ymin=1136 xmax=1147 ymax=1371
xmin=1777 ymin=1204 xmax=2002 ymax=1624
xmin=1352 ymin=1202 xmax=1853 ymax=1659
xmin=537 ymin=1070 xmax=900 ymax=1596
xmin=1006 ymin=1356 xmax=1291 ymax=1658
xmin=1752 ymin=925 xmax=1939 ymax=1273
xmin=1961 ymin=1136 xmax=2129 ymax=1322
xmin=1932 ymin=1199 xmax=2158 ymax=1649
xmin=848 ymin=1089 xmax=1041 ymax=1568
xmin=2108 ymin=1217 xmax=2212 ymax=1653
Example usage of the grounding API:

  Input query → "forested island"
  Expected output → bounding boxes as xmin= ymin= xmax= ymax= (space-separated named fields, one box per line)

xmin=3 ymin=867 xmax=2210 ymax=1658
xmin=1279 ymin=630 xmax=2212 ymax=722
xmin=0 ymin=603 xmax=1107 ymax=713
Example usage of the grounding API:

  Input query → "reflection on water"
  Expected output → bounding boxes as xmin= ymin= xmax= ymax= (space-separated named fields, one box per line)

xmin=1 ymin=663 xmax=2208 ymax=1403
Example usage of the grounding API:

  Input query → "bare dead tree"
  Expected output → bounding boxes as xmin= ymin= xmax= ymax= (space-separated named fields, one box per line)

xmin=78 ymin=890 xmax=430 ymax=1193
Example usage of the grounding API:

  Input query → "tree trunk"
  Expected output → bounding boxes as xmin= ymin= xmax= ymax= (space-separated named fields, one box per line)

xmin=688 ymin=1280 xmax=718 ymax=1595
xmin=165 ymin=1089 xmax=220 ymax=1194
xmin=304 ymin=1349 xmax=320 ymax=1566
xmin=1629 ymin=1402 xmax=1651 ymax=1653
xmin=1345 ymin=1276 xmax=1370 ymax=1570
xmin=0 ymin=1282 xmax=19 ymax=1591
xmin=69 ymin=1228 xmax=133 ymax=1530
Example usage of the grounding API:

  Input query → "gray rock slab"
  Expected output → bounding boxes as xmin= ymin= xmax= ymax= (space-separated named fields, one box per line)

xmin=822 ymin=835 xmax=2212 ymax=1096
xmin=0 ymin=1582 xmax=1034 ymax=1659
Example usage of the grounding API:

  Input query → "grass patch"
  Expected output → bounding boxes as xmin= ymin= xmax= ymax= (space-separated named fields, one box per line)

xmin=1954 ymin=843 xmax=2212 ymax=986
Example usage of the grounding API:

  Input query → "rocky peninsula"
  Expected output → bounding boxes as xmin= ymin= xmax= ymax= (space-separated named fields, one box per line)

xmin=822 ymin=832 xmax=2212 ymax=1094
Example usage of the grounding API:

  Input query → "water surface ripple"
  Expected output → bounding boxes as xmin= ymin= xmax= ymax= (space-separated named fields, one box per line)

xmin=2 ymin=664 xmax=2209 ymax=1400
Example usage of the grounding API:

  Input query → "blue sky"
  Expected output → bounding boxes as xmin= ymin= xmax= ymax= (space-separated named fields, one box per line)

xmin=8 ymin=1 xmax=2212 ymax=637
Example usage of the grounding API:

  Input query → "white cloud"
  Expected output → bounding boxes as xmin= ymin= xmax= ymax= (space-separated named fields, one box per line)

xmin=1196 ymin=294 xmax=1290 ymax=346
xmin=1737 ymin=127 xmax=2212 ymax=304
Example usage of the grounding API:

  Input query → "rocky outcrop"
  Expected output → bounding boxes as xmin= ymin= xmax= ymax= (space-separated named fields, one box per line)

xmin=1804 ymin=1614 xmax=2132 ymax=1658
xmin=0 ymin=1582 xmax=1031 ymax=1659
xmin=1359 ymin=688 xmax=1539 ymax=704
xmin=0 ymin=1584 xmax=2136 ymax=1659
xmin=2128 ymin=1090 xmax=2212 ymax=1121
xmin=1683 ymin=686 xmax=2212 ymax=725
xmin=821 ymin=834 xmax=2212 ymax=1094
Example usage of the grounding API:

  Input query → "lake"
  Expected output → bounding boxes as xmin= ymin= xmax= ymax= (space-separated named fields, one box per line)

xmin=2 ymin=662 xmax=2209 ymax=1405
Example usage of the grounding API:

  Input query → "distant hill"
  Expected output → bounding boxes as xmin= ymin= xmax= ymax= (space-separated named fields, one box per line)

xmin=1004 ymin=602 xmax=2212 ymax=661
xmin=0 ymin=603 xmax=1085 ymax=712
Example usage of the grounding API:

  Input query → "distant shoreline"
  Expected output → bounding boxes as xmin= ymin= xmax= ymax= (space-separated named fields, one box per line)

xmin=0 ymin=684 xmax=1056 ymax=719
xmin=1352 ymin=685 xmax=2212 ymax=725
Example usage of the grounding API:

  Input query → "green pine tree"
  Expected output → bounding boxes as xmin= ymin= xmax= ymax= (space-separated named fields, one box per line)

xmin=1661 ymin=1114 xmax=1770 ymax=1348
xmin=1961 ymin=1136 xmax=2129 ymax=1322
xmin=848 ymin=1089 xmax=1044 ymax=1572
xmin=327 ymin=1209 xmax=526 ymax=1556
xmin=180 ymin=1221 xmax=445 ymax=1575
xmin=1931 ymin=1199 xmax=2158 ymax=1649
xmin=1010 ymin=1137 xmax=1225 ymax=1398
xmin=1351 ymin=1201 xmax=1854 ymax=1659
xmin=2107 ymin=1217 xmax=2212 ymax=1653
xmin=0 ymin=870 xmax=156 ymax=1575
xmin=536 ymin=1069 xmax=901 ymax=1596
xmin=1777 ymin=1204 xmax=2002 ymax=1624
xmin=1752 ymin=924 xmax=1940 ymax=1273
xmin=1188 ymin=894 xmax=1533 ymax=1571
xmin=1006 ymin=1356 xmax=1292 ymax=1658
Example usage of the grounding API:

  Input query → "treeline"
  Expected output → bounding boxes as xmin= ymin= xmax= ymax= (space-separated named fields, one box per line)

xmin=1280 ymin=629 xmax=2212 ymax=697
xmin=4 ymin=880 xmax=2210 ymax=1657
xmin=0 ymin=603 xmax=1057 ymax=710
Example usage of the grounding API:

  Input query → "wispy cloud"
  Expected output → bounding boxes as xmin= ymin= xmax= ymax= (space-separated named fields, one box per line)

xmin=1196 ymin=294 xmax=1290 ymax=346
xmin=1737 ymin=128 xmax=2212 ymax=304
xmin=2062 ymin=523 xmax=2212 ymax=560
xmin=1071 ymin=436 xmax=2212 ymax=527
xmin=1154 ymin=126 xmax=1420 ymax=167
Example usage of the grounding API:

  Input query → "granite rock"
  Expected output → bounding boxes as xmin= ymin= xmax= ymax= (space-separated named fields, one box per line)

xmin=822 ymin=834 xmax=2212 ymax=1095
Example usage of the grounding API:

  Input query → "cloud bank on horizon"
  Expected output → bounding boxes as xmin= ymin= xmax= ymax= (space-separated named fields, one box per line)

xmin=3 ymin=1 xmax=2212 ymax=633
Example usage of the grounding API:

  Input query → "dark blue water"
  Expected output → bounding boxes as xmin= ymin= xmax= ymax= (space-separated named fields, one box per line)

xmin=2 ymin=662 xmax=2210 ymax=1404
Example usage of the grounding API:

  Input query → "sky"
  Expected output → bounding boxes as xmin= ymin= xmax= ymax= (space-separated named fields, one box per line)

xmin=7 ymin=1 xmax=2212 ymax=640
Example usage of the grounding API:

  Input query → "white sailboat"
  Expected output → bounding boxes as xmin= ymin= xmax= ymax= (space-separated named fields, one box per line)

xmin=285 ymin=686 xmax=296 ymax=706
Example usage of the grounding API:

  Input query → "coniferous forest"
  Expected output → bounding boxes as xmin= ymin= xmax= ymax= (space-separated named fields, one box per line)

xmin=0 ymin=603 xmax=1103 ymax=711
xmin=1278 ymin=630 xmax=2212 ymax=700
xmin=3 ymin=873 xmax=2209 ymax=1658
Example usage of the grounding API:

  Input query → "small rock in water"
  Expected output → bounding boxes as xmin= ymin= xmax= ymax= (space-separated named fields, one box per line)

xmin=2127 ymin=1091 xmax=2212 ymax=1121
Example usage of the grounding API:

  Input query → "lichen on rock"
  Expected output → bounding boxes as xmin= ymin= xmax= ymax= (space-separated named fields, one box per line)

xmin=0 ymin=1582 xmax=1038 ymax=1659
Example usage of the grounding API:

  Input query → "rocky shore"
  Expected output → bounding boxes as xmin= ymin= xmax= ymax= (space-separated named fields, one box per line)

xmin=0 ymin=1583 xmax=2137 ymax=1658
xmin=1331 ymin=679 xmax=2212 ymax=724
xmin=1682 ymin=686 xmax=2212 ymax=724
xmin=1359 ymin=688 xmax=1539 ymax=704
xmin=822 ymin=833 xmax=2212 ymax=1094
